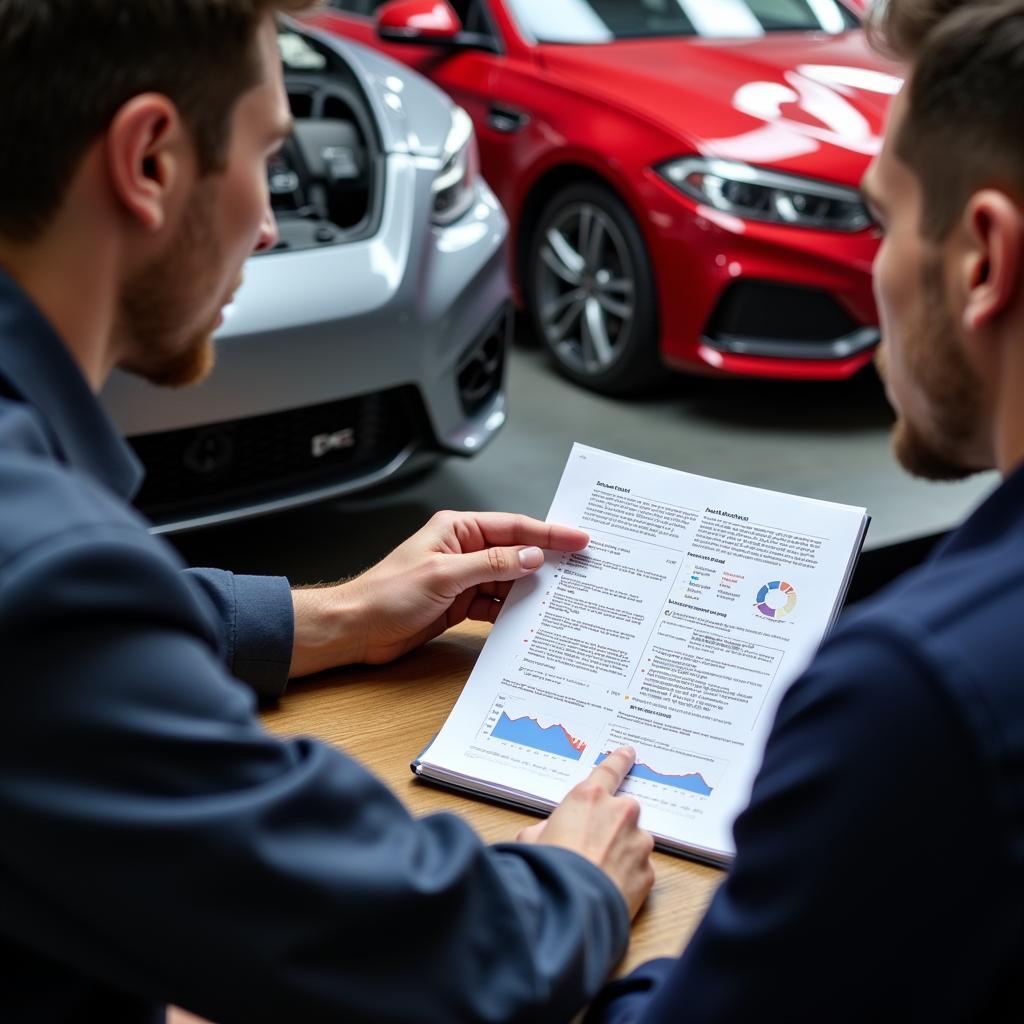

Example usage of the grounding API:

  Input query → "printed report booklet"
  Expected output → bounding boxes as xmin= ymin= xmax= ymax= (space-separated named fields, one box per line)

xmin=413 ymin=444 xmax=869 ymax=866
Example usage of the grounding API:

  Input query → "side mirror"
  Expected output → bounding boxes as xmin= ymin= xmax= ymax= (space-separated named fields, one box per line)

xmin=376 ymin=0 xmax=463 ymax=44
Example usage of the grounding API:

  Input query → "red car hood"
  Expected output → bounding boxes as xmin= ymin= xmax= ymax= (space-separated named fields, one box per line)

xmin=537 ymin=31 xmax=903 ymax=184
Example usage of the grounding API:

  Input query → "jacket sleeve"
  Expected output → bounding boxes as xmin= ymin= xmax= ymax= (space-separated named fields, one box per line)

xmin=184 ymin=567 xmax=294 ymax=698
xmin=585 ymin=624 xmax=1016 ymax=1024
xmin=1 ymin=523 xmax=628 ymax=1024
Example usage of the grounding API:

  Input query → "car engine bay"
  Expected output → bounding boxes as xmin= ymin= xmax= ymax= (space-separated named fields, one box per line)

xmin=268 ymin=29 xmax=382 ymax=253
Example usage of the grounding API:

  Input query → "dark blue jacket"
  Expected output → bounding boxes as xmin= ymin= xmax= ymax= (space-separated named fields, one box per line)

xmin=0 ymin=270 xmax=628 ymax=1023
xmin=588 ymin=462 xmax=1024 ymax=1021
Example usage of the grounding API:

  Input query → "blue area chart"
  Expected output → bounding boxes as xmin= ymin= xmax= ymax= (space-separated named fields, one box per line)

xmin=595 ymin=752 xmax=714 ymax=796
xmin=756 ymin=579 xmax=797 ymax=618
xmin=491 ymin=712 xmax=586 ymax=761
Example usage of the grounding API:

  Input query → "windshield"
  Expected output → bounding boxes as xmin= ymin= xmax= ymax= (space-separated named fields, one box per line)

xmin=505 ymin=0 xmax=858 ymax=44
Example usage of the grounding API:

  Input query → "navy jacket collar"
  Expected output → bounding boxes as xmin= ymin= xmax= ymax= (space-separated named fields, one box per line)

xmin=0 ymin=267 xmax=142 ymax=500
xmin=932 ymin=462 xmax=1024 ymax=561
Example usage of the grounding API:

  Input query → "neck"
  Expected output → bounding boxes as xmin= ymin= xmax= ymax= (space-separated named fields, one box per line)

xmin=0 ymin=246 xmax=119 ymax=394
xmin=0 ymin=162 xmax=123 ymax=394
xmin=991 ymin=322 xmax=1024 ymax=477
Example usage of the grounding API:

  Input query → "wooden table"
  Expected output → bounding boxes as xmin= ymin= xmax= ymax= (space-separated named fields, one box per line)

xmin=267 ymin=620 xmax=721 ymax=973
xmin=171 ymin=621 xmax=721 ymax=1024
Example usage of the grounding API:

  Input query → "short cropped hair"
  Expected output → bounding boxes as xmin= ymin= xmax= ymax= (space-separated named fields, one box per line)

xmin=869 ymin=0 xmax=1024 ymax=239
xmin=0 ymin=0 xmax=308 ymax=242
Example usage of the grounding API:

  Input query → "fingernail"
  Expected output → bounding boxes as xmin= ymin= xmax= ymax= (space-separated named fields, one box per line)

xmin=621 ymin=746 xmax=637 ymax=759
xmin=519 ymin=546 xmax=544 ymax=570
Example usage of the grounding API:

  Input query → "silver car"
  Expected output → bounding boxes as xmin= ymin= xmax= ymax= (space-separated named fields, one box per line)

xmin=102 ymin=23 xmax=510 ymax=533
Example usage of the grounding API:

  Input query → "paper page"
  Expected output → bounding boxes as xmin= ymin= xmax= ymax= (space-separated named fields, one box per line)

xmin=420 ymin=444 xmax=867 ymax=859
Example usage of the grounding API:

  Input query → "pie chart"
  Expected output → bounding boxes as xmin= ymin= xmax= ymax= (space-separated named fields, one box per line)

xmin=756 ymin=580 xmax=797 ymax=618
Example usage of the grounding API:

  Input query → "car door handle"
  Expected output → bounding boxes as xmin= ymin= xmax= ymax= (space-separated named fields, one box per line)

xmin=487 ymin=104 xmax=530 ymax=134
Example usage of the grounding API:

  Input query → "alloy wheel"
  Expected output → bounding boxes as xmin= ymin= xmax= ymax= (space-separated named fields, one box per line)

xmin=535 ymin=201 xmax=637 ymax=377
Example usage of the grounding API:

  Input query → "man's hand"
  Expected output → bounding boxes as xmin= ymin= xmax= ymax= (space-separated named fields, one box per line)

xmin=289 ymin=511 xmax=589 ymax=676
xmin=518 ymin=746 xmax=656 ymax=920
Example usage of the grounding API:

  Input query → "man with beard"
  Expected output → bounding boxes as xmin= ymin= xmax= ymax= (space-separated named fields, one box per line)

xmin=0 ymin=2 xmax=655 ymax=1022
xmin=585 ymin=2 xmax=1024 ymax=1022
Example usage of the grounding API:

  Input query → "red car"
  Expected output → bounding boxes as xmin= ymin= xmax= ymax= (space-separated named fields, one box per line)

xmin=309 ymin=0 xmax=900 ymax=393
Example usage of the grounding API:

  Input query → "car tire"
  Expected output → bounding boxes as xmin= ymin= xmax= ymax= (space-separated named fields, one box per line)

xmin=525 ymin=181 xmax=662 ymax=395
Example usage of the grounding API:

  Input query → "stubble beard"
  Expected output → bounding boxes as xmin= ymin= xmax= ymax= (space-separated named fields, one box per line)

xmin=117 ymin=180 xmax=223 ymax=389
xmin=882 ymin=255 xmax=986 ymax=482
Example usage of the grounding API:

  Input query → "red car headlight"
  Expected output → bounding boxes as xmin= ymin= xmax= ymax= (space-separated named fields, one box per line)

xmin=658 ymin=157 xmax=871 ymax=233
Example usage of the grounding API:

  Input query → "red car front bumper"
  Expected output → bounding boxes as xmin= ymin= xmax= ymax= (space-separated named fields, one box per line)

xmin=638 ymin=169 xmax=879 ymax=380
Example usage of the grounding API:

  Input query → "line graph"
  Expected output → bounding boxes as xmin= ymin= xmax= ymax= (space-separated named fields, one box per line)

xmin=596 ymin=751 xmax=716 ymax=796
xmin=491 ymin=711 xmax=587 ymax=761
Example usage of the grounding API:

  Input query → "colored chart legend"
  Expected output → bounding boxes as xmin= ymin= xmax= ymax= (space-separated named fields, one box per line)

xmin=756 ymin=579 xmax=797 ymax=619
xmin=491 ymin=712 xmax=587 ymax=761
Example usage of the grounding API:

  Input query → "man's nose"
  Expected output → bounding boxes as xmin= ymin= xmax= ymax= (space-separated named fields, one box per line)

xmin=254 ymin=205 xmax=279 ymax=254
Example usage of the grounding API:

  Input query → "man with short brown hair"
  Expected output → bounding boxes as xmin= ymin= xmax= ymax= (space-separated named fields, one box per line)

xmin=587 ymin=2 xmax=1024 ymax=1021
xmin=0 ymin=2 xmax=655 ymax=1021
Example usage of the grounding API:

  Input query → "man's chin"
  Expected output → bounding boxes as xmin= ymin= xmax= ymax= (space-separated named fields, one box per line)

xmin=891 ymin=419 xmax=982 ymax=482
xmin=125 ymin=335 xmax=216 ymax=389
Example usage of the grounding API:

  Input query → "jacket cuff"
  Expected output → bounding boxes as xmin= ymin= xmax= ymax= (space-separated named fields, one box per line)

xmin=493 ymin=841 xmax=632 ymax=990
xmin=227 ymin=573 xmax=295 ymax=698
xmin=583 ymin=957 xmax=677 ymax=1023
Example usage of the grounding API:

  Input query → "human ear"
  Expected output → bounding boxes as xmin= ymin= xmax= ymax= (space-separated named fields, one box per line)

xmin=960 ymin=189 xmax=1023 ymax=334
xmin=104 ymin=94 xmax=191 ymax=234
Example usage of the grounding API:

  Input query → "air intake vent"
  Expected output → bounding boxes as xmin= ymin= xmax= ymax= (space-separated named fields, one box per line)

xmin=706 ymin=281 xmax=859 ymax=343
xmin=457 ymin=305 xmax=511 ymax=416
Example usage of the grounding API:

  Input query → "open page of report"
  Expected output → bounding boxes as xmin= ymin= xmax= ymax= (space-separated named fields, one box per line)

xmin=414 ymin=444 xmax=869 ymax=865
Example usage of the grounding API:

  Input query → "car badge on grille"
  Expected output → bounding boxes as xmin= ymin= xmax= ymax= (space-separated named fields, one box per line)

xmin=311 ymin=428 xmax=356 ymax=458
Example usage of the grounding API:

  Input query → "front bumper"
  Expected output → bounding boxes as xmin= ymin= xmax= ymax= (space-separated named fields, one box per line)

xmin=641 ymin=169 xmax=880 ymax=380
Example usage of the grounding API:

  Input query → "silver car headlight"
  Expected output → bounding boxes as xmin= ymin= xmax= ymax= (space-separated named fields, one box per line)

xmin=658 ymin=157 xmax=870 ymax=232
xmin=432 ymin=107 xmax=478 ymax=226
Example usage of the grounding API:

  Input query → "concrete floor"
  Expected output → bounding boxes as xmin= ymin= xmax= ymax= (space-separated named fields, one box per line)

xmin=173 ymin=330 xmax=997 ymax=586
